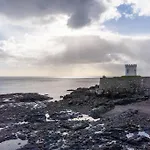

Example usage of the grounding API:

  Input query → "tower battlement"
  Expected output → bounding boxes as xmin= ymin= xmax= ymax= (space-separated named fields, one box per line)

xmin=125 ymin=64 xmax=137 ymax=67
xmin=125 ymin=64 xmax=137 ymax=76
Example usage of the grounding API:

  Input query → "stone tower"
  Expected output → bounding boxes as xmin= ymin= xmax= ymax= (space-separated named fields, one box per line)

xmin=125 ymin=64 xmax=137 ymax=76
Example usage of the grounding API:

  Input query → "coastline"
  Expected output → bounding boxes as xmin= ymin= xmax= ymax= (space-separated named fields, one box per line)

xmin=0 ymin=85 xmax=150 ymax=149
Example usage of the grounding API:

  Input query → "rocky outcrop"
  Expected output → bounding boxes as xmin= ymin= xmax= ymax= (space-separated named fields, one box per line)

xmin=90 ymin=104 xmax=115 ymax=119
xmin=0 ymin=93 xmax=52 ymax=103
xmin=0 ymin=84 xmax=150 ymax=150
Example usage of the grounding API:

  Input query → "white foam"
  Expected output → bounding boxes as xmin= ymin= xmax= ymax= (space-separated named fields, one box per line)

xmin=126 ymin=133 xmax=134 ymax=139
xmin=0 ymin=128 xmax=4 ymax=131
xmin=138 ymin=131 xmax=150 ymax=139
xmin=15 ymin=122 xmax=28 ymax=125
xmin=70 ymin=114 xmax=100 ymax=122
xmin=62 ymin=132 xmax=68 ymax=136
xmin=0 ymin=105 xmax=5 ymax=108
xmin=3 ymin=99 xmax=10 ymax=102
xmin=127 ymin=147 xmax=134 ymax=150
xmin=95 ymin=131 xmax=103 ymax=134
xmin=45 ymin=113 xmax=55 ymax=122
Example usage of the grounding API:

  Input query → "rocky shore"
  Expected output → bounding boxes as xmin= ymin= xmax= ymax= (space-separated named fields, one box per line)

xmin=0 ymin=86 xmax=150 ymax=150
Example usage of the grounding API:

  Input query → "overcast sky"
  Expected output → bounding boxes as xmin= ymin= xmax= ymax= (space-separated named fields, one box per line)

xmin=0 ymin=0 xmax=150 ymax=77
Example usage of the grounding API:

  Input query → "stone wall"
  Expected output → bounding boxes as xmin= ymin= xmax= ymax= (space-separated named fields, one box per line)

xmin=99 ymin=76 xmax=150 ymax=95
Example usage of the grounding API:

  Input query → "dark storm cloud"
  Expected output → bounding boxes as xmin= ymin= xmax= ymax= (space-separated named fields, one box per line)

xmin=0 ymin=0 xmax=106 ymax=28
xmin=36 ymin=36 xmax=150 ymax=75
xmin=42 ymin=36 xmax=134 ymax=65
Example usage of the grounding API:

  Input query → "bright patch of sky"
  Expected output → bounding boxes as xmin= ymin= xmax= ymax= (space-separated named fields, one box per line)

xmin=104 ymin=3 xmax=150 ymax=35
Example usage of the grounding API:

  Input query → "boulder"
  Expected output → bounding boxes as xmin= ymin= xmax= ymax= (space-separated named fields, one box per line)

xmin=90 ymin=104 xmax=115 ymax=119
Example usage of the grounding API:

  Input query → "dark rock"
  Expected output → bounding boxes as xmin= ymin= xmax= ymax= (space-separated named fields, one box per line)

xmin=127 ymin=136 xmax=149 ymax=145
xmin=90 ymin=104 xmax=115 ymax=119
xmin=73 ymin=122 xmax=89 ymax=131
xmin=0 ymin=93 xmax=52 ymax=103
xmin=17 ymin=133 xmax=26 ymax=140
xmin=67 ymin=89 xmax=75 ymax=92
xmin=102 ymin=144 xmax=122 ymax=150
xmin=50 ymin=110 xmax=80 ymax=120
xmin=24 ymin=110 xmax=46 ymax=123
xmin=61 ymin=121 xmax=89 ymax=131
xmin=60 ymin=96 xmax=63 ymax=99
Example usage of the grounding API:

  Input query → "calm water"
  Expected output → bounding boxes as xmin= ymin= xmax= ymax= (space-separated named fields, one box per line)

xmin=0 ymin=77 xmax=99 ymax=100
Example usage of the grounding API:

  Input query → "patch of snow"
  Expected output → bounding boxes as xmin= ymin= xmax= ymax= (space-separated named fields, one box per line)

xmin=0 ymin=139 xmax=27 ymax=150
xmin=138 ymin=131 xmax=150 ymax=139
xmin=126 ymin=133 xmax=134 ymax=139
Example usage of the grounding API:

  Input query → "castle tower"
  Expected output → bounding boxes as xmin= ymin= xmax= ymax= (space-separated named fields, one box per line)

xmin=125 ymin=64 xmax=137 ymax=76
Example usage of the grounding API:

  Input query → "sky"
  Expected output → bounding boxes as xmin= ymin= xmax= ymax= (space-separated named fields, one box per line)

xmin=0 ymin=0 xmax=150 ymax=77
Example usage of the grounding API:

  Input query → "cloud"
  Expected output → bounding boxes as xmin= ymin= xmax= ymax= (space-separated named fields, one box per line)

xmin=40 ymin=36 xmax=133 ymax=65
xmin=29 ymin=35 xmax=150 ymax=76
xmin=0 ymin=0 xmax=106 ymax=28
xmin=0 ymin=48 xmax=10 ymax=59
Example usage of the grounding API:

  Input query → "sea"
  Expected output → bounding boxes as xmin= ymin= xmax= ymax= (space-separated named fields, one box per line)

xmin=0 ymin=77 xmax=99 ymax=100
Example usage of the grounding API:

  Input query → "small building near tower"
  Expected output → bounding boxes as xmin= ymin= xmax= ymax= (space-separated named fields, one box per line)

xmin=125 ymin=64 xmax=137 ymax=76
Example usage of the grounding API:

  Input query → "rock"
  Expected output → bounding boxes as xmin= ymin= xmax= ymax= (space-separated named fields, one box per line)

xmin=90 ymin=104 xmax=115 ymax=119
xmin=114 ymin=98 xmax=137 ymax=105
xmin=67 ymin=89 xmax=75 ymax=92
xmin=0 ymin=93 xmax=52 ymax=103
xmin=95 ymin=89 xmax=104 ymax=96
xmin=60 ymin=96 xmax=63 ymax=99
xmin=17 ymin=133 xmax=26 ymax=140
xmin=73 ymin=122 xmax=89 ymax=131
xmin=61 ymin=121 xmax=89 ymax=131
xmin=24 ymin=110 xmax=46 ymax=123
xmin=50 ymin=110 xmax=80 ymax=120
xmin=102 ymin=144 xmax=122 ymax=150
xmin=127 ymin=136 xmax=150 ymax=145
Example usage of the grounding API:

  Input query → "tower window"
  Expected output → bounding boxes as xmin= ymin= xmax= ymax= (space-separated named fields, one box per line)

xmin=127 ymin=69 xmax=129 ymax=74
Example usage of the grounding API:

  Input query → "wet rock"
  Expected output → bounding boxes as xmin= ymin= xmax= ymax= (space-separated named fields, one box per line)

xmin=90 ymin=104 xmax=115 ymax=119
xmin=17 ymin=133 xmax=26 ymax=140
xmin=101 ymin=143 xmax=122 ymax=150
xmin=24 ymin=110 xmax=46 ymax=123
xmin=60 ymin=96 xmax=63 ymax=99
xmin=127 ymin=136 xmax=150 ymax=145
xmin=0 ymin=93 xmax=52 ymax=103
xmin=50 ymin=110 xmax=80 ymax=120
xmin=73 ymin=122 xmax=89 ymax=131
xmin=67 ymin=89 xmax=75 ymax=92
xmin=61 ymin=121 xmax=89 ymax=131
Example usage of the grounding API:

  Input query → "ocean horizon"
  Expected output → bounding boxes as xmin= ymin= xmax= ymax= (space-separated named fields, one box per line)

xmin=0 ymin=76 xmax=100 ymax=100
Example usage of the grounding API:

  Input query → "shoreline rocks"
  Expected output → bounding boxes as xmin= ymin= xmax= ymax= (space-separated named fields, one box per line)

xmin=0 ymin=85 xmax=150 ymax=149
xmin=0 ymin=93 xmax=52 ymax=103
